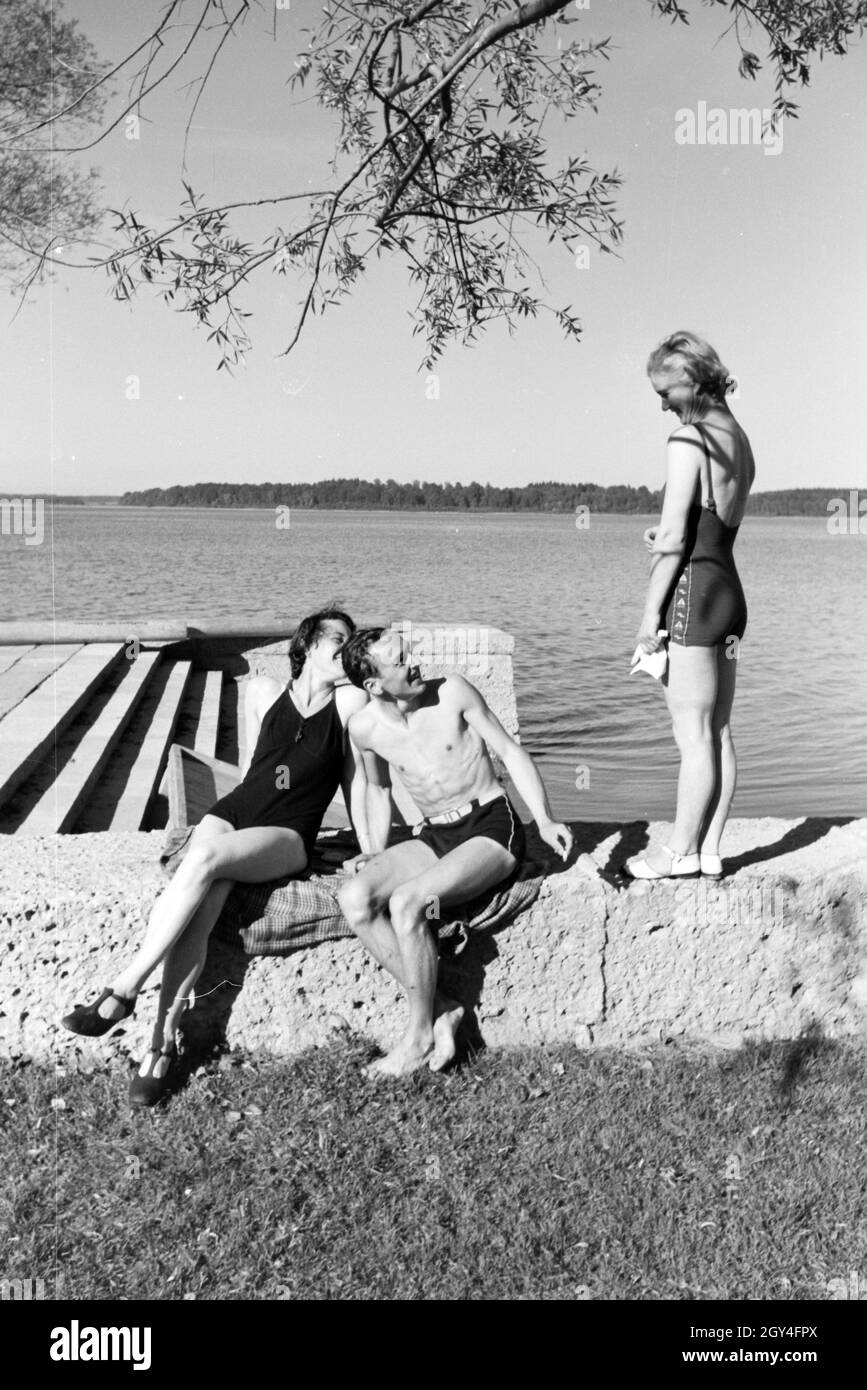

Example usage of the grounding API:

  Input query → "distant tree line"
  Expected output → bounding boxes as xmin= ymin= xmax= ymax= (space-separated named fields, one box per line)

xmin=117 ymin=479 xmax=847 ymax=516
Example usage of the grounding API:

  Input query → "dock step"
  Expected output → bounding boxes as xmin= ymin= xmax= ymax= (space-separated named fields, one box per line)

xmin=109 ymin=662 xmax=192 ymax=831
xmin=0 ymin=644 xmax=36 ymax=678
xmin=194 ymin=669 xmax=223 ymax=758
xmin=0 ymin=643 xmax=125 ymax=809
xmin=16 ymin=652 xmax=162 ymax=835
xmin=0 ymin=644 xmax=83 ymax=720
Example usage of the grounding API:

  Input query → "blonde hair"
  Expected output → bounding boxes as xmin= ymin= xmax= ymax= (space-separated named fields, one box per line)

xmin=647 ymin=331 xmax=734 ymax=402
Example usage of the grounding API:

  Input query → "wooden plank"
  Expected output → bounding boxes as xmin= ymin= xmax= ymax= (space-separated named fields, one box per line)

xmin=167 ymin=744 xmax=241 ymax=829
xmin=194 ymin=669 xmax=223 ymax=758
xmin=235 ymin=676 xmax=249 ymax=774
xmin=0 ymin=644 xmax=83 ymax=720
xmin=17 ymin=652 xmax=162 ymax=834
xmin=165 ymin=745 xmax=189 ymax=829
xmin=109 ymin=663 xmax=193 ymax=831
xmin=0 ymin=644 xmax=35 ymax=677
xmin=0 ymin=644 xmax=125 ymax=808
xmin=0 ymin=620 xmax=189 ymax=644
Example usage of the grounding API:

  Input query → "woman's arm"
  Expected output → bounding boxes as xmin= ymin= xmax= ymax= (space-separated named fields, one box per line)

xmin=637 ymin=433 xmax=702 ymax=650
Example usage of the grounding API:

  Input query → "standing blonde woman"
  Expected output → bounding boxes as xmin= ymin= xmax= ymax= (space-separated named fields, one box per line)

xmin=627 ymin=332 xmax=754 ymax=880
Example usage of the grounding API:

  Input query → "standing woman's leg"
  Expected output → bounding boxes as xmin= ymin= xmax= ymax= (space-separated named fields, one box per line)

xmin=698 ymin=644 xmax=739 ymax=858
xmin=665 ymin=644 xmax=719 ymax=855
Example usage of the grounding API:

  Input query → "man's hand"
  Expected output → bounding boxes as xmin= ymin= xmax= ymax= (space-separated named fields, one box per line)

xmin=643 ymin=526 xmax=657 ymax=552
xmin=343 ymin=852 xmax=374 ymax=875
xmin=537 ymin=819 xmax=573 ymax=861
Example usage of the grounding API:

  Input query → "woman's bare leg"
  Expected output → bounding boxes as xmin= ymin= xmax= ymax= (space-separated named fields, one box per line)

xmin=87 ymin=816 xmax=235 ymax=1025
xmin=136 ymin=877 xmax=235 ymax=1081
xmin=93 ymin=819 xmax=306 ymax=1023
xmin=698 ymin=645 xmax=739 ymax=858
xmin=659 ymin=644 xmax=718 ymax=861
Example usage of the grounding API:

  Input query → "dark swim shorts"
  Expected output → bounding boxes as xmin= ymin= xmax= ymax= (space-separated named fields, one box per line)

xmin=413 ymin=793 xmax=526 ymax=864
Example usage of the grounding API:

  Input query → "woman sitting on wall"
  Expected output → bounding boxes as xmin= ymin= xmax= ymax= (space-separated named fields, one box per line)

xmin=61 ymin=607 xmax=367 ymax=1106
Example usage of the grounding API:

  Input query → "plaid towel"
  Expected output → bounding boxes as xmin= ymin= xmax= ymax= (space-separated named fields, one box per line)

xmin=161 ymin=825 xmax=544 ymax=957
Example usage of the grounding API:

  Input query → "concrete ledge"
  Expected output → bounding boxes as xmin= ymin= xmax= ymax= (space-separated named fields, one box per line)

xmin=2 ymin=817 xmax=866 ymax=1065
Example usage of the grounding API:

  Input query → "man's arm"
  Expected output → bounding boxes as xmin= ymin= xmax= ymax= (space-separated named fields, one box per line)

xmin=359 ymin=743 xmax=393 ymax=856
xmin=345 ymin=711 xmax=393 ymax=860
xmin=455 ymin=677 xmax=573 ymax=861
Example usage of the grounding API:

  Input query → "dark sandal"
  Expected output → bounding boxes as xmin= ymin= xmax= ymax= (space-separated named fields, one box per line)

xmin=61 ymin=987 xmax=136 ymax=1038
xmin=129 ymin=1046 xmax=176 ymax=1110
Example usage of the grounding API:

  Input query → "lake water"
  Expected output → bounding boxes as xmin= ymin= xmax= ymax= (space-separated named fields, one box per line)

xmin=3 ymin=506 xmax=865 ymax=820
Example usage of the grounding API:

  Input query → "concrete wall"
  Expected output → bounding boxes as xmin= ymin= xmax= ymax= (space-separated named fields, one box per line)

xmin=3 ymin=816 xmax=865 ymax=1065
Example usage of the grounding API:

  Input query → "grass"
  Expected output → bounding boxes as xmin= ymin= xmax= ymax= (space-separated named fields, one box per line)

xmin=2 ymin=1035 xmax=865 ymax=1301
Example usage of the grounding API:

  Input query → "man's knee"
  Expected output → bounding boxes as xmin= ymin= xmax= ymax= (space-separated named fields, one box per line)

xmin=388 ymin=883 xmax=426 ymax=930
xmin=338 ymin=876 xmax=376 ymax=928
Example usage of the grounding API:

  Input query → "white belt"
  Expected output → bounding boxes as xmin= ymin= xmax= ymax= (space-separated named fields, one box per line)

xmin=416 ymin=789 xmax=505 ymax=827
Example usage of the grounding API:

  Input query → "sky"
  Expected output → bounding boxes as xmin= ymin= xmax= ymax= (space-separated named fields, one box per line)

xmin=4 ymin=0 xmax=867 ymax=495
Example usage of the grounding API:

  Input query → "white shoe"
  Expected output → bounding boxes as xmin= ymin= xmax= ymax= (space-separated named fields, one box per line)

xmin=625 ymin=844 xmax=700 ymax=880
xmin=699 ymin=853 xmax=723 ymax=878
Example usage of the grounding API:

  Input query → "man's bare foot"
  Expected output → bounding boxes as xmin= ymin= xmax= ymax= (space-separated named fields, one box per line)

xmin=364 ymin=1032 xmax=434 ymax=1079
xmin=429 ymin=998 xmax=464 ymax=1073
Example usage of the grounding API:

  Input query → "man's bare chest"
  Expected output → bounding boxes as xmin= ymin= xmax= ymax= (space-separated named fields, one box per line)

xmin=370 ymin=709 xmax=472 ymax=772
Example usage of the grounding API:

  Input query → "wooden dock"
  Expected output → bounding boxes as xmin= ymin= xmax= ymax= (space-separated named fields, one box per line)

xmin=0 ymin=621 xmax=294 ymax=836
xmin=0 ymin=620 xmax=517 ymax=837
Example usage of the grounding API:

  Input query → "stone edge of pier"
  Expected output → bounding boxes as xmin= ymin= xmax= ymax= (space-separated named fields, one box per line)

xmin=2 ymin=815 xmax=866 ymax=1066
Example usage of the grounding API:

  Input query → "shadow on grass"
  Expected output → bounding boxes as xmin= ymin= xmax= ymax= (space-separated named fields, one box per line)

xmin=17 ymin=1033 xmax=867 ymax=1299
xmin=776 ymin=1022 xmax=837 ymax=1109
xmin=172 ymin=930 xmax=253 ymax=1087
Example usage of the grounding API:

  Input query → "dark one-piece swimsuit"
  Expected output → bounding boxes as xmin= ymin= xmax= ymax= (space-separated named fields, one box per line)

xmin=664 ymin=422 xmax=748 ymax=647
xmin=208 ymin=689 xmax=344 ymax=856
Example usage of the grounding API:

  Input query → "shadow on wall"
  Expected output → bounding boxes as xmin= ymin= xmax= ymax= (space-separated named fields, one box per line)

xmin=724 ymin=818 xmax=856 ymax=874
xmin=593 ymin=816 xmax=855 ymax=883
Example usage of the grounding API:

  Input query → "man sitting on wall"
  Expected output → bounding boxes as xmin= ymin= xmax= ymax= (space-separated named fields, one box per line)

xmin=338 ymin=626 xmax=572 ymax=1077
